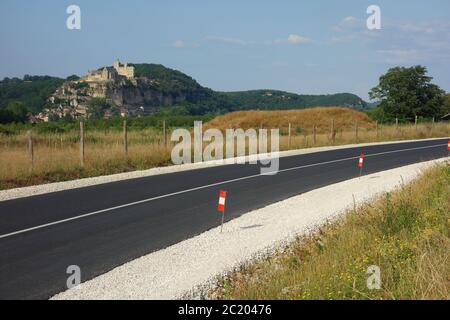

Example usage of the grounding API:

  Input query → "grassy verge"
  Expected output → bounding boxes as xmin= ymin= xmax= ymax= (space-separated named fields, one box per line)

xmin=210 ymin=164 xmax=450 ymax=300
xmin=0 ymin=114 xmax=448 ymax=190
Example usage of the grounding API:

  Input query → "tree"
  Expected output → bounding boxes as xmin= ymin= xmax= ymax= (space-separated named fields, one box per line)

xmin=87 ymin=98 xmax=109 ymax=119
xmin=66 ymin=75 xmax=80 ymax=81
xmin=5 ymin=101 xmax=29 ymax=123
xmin=443 ymin=94 xmax=450 ymax=116
xmin=369 ymin=66 xmax=446 ymax=122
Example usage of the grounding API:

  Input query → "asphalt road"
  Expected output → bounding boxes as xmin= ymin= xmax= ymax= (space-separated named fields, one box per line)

xmin=0 ymin=138 xmax=448 ymax=300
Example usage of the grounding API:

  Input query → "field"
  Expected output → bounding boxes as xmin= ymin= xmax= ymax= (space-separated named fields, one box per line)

xmin=0 ymin=107 xmax=448 ymax=190
xmin=204 ymin=107 xmax=375 ymax=132
xmin=210 ymin=164 xmax=450 ymax=300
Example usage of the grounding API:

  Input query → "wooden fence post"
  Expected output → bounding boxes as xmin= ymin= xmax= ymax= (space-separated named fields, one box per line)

xmin=355 ymin=120 xmax=359 ymax=143
xmin=331 ymin=119 xmax=335 ymax=144
xmin=313 ymin=124 xmax=317 ymax=145
xmin=375 ymin=121 xmax=379 ymax=140
xmin=27 ymin=130 xmax=34 ymax=171
xmin=123 ymin=119 xmax=128 ymax=155
xmin=163 ymin=120 xmax=166 ymax=146
xmin=431 ymin=117 xmax=435 ymax=136
xmin=80 ymin=121 xmax=85 ymax=167
xmin=288 ymin=123 xmax=292 ymax=149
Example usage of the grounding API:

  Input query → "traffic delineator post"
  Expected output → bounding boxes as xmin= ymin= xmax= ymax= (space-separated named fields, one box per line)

xmin=358 ymin=154 xmax=364 ymax=177
xmin=217 ymin=190 xmax=227 ymax=233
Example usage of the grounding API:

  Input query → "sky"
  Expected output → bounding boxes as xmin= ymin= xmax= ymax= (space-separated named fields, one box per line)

xmin=1 ymin=0 xmax=449 ymax=100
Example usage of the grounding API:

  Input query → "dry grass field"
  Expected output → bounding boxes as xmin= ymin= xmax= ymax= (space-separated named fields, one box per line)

xmin=204 ymin=107 xmax=375 ymax=132
xmin=0 ymin=107 xmax=448 ymax=190
xmin=0 ymin=129 xmax=172 ymax=189
xmin=211 ymin=164 xmax=450 ymax=300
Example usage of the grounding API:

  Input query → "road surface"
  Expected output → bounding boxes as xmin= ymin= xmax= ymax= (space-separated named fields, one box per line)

xmin=0 ymin=138 xmax=448 ymax=299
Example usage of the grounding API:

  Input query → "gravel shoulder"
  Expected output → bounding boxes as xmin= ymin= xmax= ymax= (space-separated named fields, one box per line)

xmin=0 ymin=137 xmax=446 ymax=202
xmin=51 ymin=158 xmax=448 ymax=300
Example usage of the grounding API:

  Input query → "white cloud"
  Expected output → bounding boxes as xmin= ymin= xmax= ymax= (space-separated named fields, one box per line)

xmin=172 ymin=40 xmax=185 ymax=48
xmin=343 ymin=16 xmax=359 ymax=26
xmin=273 ymin=34 xmax=312 ymax=45
xmin=205 ymin=34 xmax=312 ymax=47
xmin=287 ymin=34 xmax=311 ymax=44
xmin=332 ymin=16 xmax=363 ymax=32
xmin=205 ymin=36 xmax=247 ymax=46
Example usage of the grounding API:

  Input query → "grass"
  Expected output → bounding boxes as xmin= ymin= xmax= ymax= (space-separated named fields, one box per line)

xmin=204 ymin=107 xmax=375 ymax=132
xmin=0 ymin=107 xmax=448 ymax=190
xmin=0 ymin=129 xmax=172 ymax=189
xmin=210 ymin=164 xmax=450 ymax=300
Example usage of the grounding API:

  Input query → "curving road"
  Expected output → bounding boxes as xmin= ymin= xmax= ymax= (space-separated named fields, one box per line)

xmin=0 ymin=138 xmax=448 ymax=299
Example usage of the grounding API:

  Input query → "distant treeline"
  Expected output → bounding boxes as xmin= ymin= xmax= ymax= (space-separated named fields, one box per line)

xmin=0 ymin=113 xmax=215 ymax=135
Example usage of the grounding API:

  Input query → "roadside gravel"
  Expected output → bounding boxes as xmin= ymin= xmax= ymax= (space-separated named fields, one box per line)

xmin=51 ymin=158 xmax=447 ymax=300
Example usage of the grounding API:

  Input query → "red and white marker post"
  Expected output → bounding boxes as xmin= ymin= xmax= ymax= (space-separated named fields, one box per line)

xmin=217 ymin=190 xmax=227 ymax=233
xmin=447 ymin=140 xmax=450 ymax=156
xmin=358 ymin=153 xmax=364 ymax=177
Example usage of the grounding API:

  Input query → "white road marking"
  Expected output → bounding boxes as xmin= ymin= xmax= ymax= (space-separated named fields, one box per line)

xmin=0 ymin=143 xmax=446 ymax=240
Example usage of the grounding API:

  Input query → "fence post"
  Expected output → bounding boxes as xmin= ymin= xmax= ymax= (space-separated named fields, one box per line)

xmin=355 ymin=120 xmax=359 ymax=143
xmin=80 ymin=121 xmax=85 ymax=167
xmin=123 ymin=119 xmax=128 ymax=155
xmin=415 ymin=115 xmax=418 ymax=131
xmin=331 ymin=119 xmax=335 ymax=144
xmin=27 ymin=130 xmax=34 ymax=172
xmin=288 ymin=123 xmax=291 ymax=149
xmin=163 ymin=120 xmax=166 ymax=146
xmin=431 ymin=117 xmax=435 ymax=136
xmin=313 ymin=124 xmax=317 ymax=145
xmin=375 ymin=121 xmax=379 ymax=140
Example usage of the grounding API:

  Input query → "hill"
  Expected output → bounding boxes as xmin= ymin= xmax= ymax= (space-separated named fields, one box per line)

xmin=222 ymin=90 xmax=367 ymax=111
xmin=0 ymin=63 xmax=369 ymax=123
xmin=0 ymin=76 xmax=66 ymax=122
xmin=205 ymin=107 xmax=375 ymax=133
xmin=132 ymin=63 xmax=233 ymax=115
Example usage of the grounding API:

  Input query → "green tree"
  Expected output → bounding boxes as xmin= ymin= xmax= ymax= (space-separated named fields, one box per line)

xmin=87 ymin=98 xmax=109 ymax=119
xmin=66 ymin=75 xmax=80 ymax=81
xmin=369 ymin=66 xmax=446 ymax=122
xmin=443 ymin=94 xmax=450 ymax=116
xmin=5 ymin=101 xmax=29 ymax=122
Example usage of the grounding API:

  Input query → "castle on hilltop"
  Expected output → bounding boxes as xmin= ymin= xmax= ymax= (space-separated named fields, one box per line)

xmin=83 ymin=60 xmax=135 ymax=82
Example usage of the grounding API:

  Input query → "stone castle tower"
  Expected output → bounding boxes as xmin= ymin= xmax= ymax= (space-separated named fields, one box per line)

xmin=83 ymin=60 xmax=135 ymax=83
xmin=113 ymin=59 xmax=135 ymax=79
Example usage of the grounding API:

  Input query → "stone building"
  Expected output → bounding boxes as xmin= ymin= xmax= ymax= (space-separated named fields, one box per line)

xmin=83 ymin=60 xmax=135 ymax=82
xmin=112 ymin=60 xmax=135 ymax=79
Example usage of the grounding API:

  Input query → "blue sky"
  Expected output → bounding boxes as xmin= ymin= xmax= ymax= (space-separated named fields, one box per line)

xmin=1 ymin=0 xmax=449 ymax=100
